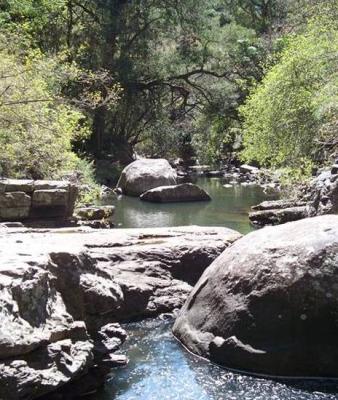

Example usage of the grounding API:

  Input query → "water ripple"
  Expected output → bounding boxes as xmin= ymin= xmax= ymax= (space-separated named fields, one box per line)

xmin=91 ymin=318 xmax=338 ymax=400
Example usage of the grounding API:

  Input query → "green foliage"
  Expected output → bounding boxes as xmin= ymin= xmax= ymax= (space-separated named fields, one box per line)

xmin=240 ymin=9 xmax=338 ymax=174
xmin=0 ymin=33 xmax=89 ymax=179
xmin=1 ymin=0 xmax=335 ymax=185
xmin=71 ymin=158 xmax=102 ymax=206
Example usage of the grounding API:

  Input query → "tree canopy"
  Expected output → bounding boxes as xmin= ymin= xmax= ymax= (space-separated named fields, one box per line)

xmin=0 ymin=0 xmax=337 ymax=184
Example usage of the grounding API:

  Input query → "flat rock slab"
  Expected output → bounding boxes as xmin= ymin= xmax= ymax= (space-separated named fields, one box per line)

xmin=173 ymin=216 xmax=338 ymax=378
xmin=0 ymin=225 xmax=240 ymax=400
xmin=140 ymin=183 xmax=211 ymax=203
xmin=251 ymin=199 xmax=307 ymax=211
xmin=75 ymin=206 xmax=115 ymax=221
xmin=249 ymin=206 xmax=308 ymax=227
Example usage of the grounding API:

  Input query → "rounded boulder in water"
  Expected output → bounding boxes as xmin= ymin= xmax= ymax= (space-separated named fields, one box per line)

xmin=173 ymin=215 xmax=338 ymax=378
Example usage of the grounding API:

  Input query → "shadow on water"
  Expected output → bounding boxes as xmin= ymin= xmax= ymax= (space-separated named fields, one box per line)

xmin=89 ymin=318 xmax=338 ymax=400
xmin=111 ymin=178 xmax=278 ymax=234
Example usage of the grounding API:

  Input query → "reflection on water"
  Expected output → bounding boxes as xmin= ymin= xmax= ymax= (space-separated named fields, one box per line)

xmin=90 ymin=318 xmax=338 ymax=400
xmin=112 ymin=178 xmax=277 ymax=234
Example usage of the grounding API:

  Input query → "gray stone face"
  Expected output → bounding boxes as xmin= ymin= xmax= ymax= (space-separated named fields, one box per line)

xmin=75 ymin=206 xmax=115 ymax=221
xmin=140 ymin=183 xmax=211 ymax=203
xmin=117 ymin=159 xmax=177 ymax=196
xmin=32 ymin=189 xmax=68 ymax=207
xmin=308 ymin=170 xmax=338 ymax=215
xmin=0 ymin=180 xmax=78 ymax=223
xmin=0 ymin=261 xmax=94 ymax=400
xmin=249 ymin=205 xmax=308 ymax=227
xmin=173 ymin=216 xmax=338 ymax=378
xmin=2 ymin=179 xmax=34 ymax=193
xmin=0 ymin=192 xmax=31 ymax=208
xmin=0 ymin=192 xmax=31 ymax=220
xmin=0 ymin=225 xmax=240 ymax=399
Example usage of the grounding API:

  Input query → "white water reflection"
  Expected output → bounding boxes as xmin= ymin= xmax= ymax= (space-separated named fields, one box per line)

xmin=91 ymin=318 xmax=338 ymax=400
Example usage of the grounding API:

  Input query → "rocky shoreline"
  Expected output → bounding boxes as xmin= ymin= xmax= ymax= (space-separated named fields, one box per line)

xmin=249 ymin=163 xmax=338 ymax=227
xmin=0 ymin=225 xmax=240 ymax=399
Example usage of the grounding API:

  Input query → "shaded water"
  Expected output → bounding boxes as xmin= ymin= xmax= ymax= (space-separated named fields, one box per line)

xmin=92 ymin=318 xmax=338 ymax=400
xmin=113 ymin=178 xmax=276 ymax=234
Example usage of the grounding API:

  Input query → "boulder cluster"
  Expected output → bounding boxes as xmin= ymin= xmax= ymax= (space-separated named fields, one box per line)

xmin=249 ymin=163 xmax=338 ymax=227
xmin=117 ymin=159 xmax=211 ymax=202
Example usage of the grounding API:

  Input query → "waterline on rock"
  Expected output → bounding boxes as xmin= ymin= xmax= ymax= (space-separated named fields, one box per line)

xmin=89 ymin=318 xmax=338 ymax=400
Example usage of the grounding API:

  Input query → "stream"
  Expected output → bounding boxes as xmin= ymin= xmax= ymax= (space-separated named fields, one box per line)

xmin=92 ymin=179 xmax=338 ymax=400
xmin=91 ymin=318 xmax=338 ymax=400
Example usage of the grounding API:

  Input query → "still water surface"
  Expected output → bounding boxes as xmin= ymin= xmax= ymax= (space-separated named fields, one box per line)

xmin=93 ymin=180 xmax=338 ymax=400
xmin=113 ymin=178 xmax=276 ymax=234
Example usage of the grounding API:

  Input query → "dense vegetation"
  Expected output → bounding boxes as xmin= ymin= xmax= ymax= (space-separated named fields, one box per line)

xmin=0 ymin=0 xmax=337 ymax=187
xmin=241 ymin=2 xmax=338 ymax=178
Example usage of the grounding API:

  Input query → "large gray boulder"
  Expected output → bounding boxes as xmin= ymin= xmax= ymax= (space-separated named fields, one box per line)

xmin=116 ymin=159 xmax=177 ymax=196
xmin=173 ymin=216 xmax=338 ymax=378
xmin=140 ymin=183 xmax=211 ymax=203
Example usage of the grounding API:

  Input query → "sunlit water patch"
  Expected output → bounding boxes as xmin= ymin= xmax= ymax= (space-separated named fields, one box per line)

xmin=90 ymin=318 xmax=338 ymax=400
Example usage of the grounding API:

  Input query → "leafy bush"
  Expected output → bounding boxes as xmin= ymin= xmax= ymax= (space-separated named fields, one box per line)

xmin=0 ymin=32 xmax=89 ymax=180
xmin=240 ymin=10 xmax=338 ymax=175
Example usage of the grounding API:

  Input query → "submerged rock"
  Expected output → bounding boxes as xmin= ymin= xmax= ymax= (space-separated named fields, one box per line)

xmin=0 ymin=225 xmax=240 ymax=399
xmin=116 ymin=159 xmax=177 ymax=196
xmin=140 ymin=183 xmax=211 ymax=203
xmin=173 ymin=216 xmax=338 ymax=378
